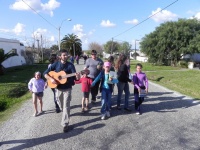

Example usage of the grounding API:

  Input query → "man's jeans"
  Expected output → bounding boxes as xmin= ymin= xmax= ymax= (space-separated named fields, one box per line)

xmin=51 ymin=88 xmax=59 ymax=109
xmin=117 ymin=82 xmax=130 ymax=108
xmin=56 ymin=88 xmax=72 ymax=127
xmin=101 ymin=88 xmax=111 ymax=114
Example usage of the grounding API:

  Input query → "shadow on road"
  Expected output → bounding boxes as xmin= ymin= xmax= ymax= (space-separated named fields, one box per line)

xmin=0 ymin=122 xmax=105 ymax=150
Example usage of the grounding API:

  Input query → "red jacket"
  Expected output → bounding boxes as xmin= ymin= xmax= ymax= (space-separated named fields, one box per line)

xmin=75 ymin=77 xmax=93 ymax=92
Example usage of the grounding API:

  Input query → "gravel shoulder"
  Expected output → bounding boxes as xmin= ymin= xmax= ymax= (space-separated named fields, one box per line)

xmin=1 ymin=60 xmax=200 ymax=150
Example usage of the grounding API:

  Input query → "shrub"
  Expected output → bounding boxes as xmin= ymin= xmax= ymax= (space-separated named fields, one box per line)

xmin=178 ymin=61 xmax=188 ymax=68
xmin=8 ymin=84 xmax=28 ymax=98
xmin=0 ymin=100 xmax=8 ymax=111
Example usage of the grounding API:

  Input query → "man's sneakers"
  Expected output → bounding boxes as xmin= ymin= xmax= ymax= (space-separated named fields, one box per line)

xmin=56 ymin=108 xmax=61 ymax=113
xmin=106 ymin=111 xmax=110 ymax=117
xmin=136 ymin=111 xmax=141 ymax=115
xmin=101 ymin=111 xmax=110 ymax=120
xmin=63 ymin=125 xmax=69 ymax=133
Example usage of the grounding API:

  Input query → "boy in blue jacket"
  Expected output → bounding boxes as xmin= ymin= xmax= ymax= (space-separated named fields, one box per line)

xmin=91 ymin=62 xmax=118 ymax=120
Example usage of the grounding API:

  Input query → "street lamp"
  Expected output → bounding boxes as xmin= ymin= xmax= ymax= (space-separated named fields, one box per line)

xmin=58 ymin=18 xmax=71 ymax=51
xmin=134 ymin=39 xmax=140 ymax=60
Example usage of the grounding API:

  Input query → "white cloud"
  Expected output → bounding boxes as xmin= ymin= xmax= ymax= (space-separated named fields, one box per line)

xmin=100 ymin=20 xmax=116 ymax=27
xmin=194 ymin=12 xmax=200 ymax=19
xmin=10 ymin=0 xmax=60 ymax=17
xmin=150 ymin=8 xmax=178 ymax=23
xmin=49 ymin=36 xmax=55 ymax=42
xmin=13 ymin=23 xmax=26 ymax=35
xmin=73 ymin=24 xmax=83 ymax=32
xmin=0 ymin=23 xmax=25 ymax=35
xmin=124 ymin=19 xmax=139 ymax=25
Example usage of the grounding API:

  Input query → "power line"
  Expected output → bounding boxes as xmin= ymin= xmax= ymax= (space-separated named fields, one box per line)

xmin=21 ymin=0 xmax=57 ymax=30
xmin=112 ymin=0 xmax=179 ymax=39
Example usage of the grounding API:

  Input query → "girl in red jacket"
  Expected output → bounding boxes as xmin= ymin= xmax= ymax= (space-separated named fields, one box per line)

xmin=75 ymin=70 xmax=92 ymax=112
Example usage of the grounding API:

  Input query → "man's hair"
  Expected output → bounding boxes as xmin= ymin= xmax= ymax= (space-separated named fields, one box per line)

xmin=49 ymin=54 xmax=57 ymax=64
xmin=91 ymin=50 xmax=97 ymax=54
xmin=58 ymin=49 xmax=68 ymax=56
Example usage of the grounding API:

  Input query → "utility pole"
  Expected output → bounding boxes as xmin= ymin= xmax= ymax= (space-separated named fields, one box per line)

xmin=36 ymin=39 xmax=39 ymax=63
xmin=111 ymin=37 xmax=114 ymax=54
xmin=41 ymin=34 xmax=43 ymax=63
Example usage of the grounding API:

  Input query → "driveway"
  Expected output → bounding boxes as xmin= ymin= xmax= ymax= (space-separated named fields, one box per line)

xmin=0 ymin=59 xmax=200 ymax=150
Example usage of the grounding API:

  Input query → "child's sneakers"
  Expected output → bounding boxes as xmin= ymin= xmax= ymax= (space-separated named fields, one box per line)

xmin=101 ymin=114 xmax=106 ymax=120
xmin=106 ymin=111 xmax=110 ymax=117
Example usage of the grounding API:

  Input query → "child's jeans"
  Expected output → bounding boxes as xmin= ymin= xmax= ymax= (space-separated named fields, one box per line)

xmin=101 ymin=88 xmax=112 ymax=114
xmin=134 ymin=94 xmax=144 ymax=112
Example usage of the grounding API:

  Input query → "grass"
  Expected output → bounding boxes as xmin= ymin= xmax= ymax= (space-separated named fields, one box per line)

xmin=0 ymin=64 xmax=48 ymax=125
xmin=130 ymin=60 xmax=200 ymax=100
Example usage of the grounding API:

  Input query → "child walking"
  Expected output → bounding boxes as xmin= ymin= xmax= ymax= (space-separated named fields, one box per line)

xmin=91 ymin=62 xmax=118 ymax=120
xmin=75 ymin=70 xmax=92 ymax=112
xmin=28 ymin=71 xmax=47 ymax=117
xmin=133 ymin=63 xmax=148 ymax=115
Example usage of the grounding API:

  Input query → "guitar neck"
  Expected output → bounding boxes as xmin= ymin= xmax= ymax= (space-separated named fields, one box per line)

xmin=63 ymin=73 xmax=76 ymax=79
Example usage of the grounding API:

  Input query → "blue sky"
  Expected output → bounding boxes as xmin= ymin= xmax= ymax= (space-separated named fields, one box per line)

xmin=0 ymin=0 xmax=200 ymax=50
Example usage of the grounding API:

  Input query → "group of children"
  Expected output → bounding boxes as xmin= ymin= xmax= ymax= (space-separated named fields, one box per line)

xmin=28 ymin=58 xmax=148 ymax=119
xmin=74 ymin=61 xmax=148 ymax=120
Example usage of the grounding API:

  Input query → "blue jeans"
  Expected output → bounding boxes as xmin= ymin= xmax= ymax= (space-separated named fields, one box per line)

xmin=117 ymin=82 xmax=130 ymax=108
xmin=134 ymin=94 xmax=144 ymax=112
xmin=101 ymin=88 xmax=111 ymax=114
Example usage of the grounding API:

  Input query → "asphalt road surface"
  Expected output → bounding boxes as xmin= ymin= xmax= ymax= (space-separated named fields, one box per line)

xmin=0 ymin=59 xmax=200 ymax=150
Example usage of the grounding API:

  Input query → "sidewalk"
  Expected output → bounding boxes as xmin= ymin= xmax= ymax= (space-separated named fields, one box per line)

xmin=0 ymin=59 xmax=200 ymax=150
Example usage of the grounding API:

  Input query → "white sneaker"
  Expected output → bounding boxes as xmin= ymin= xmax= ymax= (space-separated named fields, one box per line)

xmin=136 ymin=112 xmax=141 ymax=115
xmin=106 ymin=111 xmax=110 ymax=117
xmin=101 ymin=114 xmax=106 ymax=120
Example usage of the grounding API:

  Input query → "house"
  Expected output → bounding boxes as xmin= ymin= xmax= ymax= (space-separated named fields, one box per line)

xmin=0 ymin=38 xmax=26 ymax=68
xmin=130 ymin=50 xmax=148 ymax=62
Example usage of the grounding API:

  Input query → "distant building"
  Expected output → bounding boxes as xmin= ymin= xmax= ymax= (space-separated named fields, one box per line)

xmin=0 ymin=38 xmax=26 ymax=68
xmin=130 ymin=50 xmax=148 ymax=62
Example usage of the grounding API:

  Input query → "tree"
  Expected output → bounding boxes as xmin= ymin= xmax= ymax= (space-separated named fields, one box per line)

xmin=0 ymin=49 xmax=18 ymax=75
xmin=119 ymin=42 xmax=132 ymax=56
xmin=88 ymin=42 xmax=103 ymax=54
xmin=140 ymin=18 xmax=200 ymax=66
xmin=104 ymin=40 xmax=120 ymax=54
xmin=61 ymin=34 xmax=82 ymax=56
xmin=50 ymin=44 xmax=59 ymax=54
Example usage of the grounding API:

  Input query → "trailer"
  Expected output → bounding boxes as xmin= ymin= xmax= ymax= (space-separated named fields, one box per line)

xmin=0 ymin=38 xmax=26 ymax=68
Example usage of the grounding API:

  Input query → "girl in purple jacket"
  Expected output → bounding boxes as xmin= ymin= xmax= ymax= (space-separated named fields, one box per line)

xmin=133 ymin=63 xmax=148 ymax=115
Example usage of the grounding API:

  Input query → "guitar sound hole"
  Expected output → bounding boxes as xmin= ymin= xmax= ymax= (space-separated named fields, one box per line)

xmin=58 ymin=76 xmax=62 ymax=80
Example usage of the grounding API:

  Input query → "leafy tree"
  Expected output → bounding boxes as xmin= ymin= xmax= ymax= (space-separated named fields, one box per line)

xmin=61 ymin=33 xmax=82 ymax=56
xmin=119 ymin=42 xmax=132 ymax=56
xmin=50 ymin=44 xmax=59 ymax=54
xmin=104 ymin=40 xmax=120 ymax=54
xmin=140 ymin=18 xmax=200 ymax=66
xmin=0 ymin=49 xmax=18 ymax=75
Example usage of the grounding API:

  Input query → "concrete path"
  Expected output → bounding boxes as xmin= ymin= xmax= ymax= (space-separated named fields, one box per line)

xmin=0 ymin=59 xmax=200 ymax=150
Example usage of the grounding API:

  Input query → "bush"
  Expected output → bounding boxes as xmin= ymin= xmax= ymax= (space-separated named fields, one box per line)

xmin=0 ymin=100 xmax=8 ymax=111
xmin=8 ymin=84 xmax=28 ymax=98
xmin=178 ymin=61 xmax=188 ymax=68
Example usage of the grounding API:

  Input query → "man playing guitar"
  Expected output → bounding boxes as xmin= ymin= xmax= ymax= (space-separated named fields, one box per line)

xmin=43 ymin=49 xmax=79 ymax=133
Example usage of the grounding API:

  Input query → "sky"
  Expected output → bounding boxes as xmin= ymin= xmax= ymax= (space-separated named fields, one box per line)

xmin=0 ymin=0 xmax=200 ymax=50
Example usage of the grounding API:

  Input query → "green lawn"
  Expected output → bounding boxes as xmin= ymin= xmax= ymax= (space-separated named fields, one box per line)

xmin=0 ymin=64 xmax=48 ymax=124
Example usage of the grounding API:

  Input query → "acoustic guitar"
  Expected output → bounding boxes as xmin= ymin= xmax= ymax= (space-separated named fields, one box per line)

xmin=47 ymin=70 xmax=88 ymax=88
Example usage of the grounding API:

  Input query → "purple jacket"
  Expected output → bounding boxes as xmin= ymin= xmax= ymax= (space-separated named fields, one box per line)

xmin=133 ymin=72 xmax=148 ymax=89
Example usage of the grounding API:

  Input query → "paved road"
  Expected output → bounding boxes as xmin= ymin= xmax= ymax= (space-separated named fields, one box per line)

xmin=1 ymin=59 xmax=200 ymax=150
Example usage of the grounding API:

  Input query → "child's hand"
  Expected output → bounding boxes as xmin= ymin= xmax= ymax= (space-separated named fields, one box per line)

xmin=145 ymin=88 xmax=148 ymax=93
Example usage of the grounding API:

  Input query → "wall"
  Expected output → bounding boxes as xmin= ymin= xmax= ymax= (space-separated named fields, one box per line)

xmin=0 ymin=38 xmax=26 ymax=68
